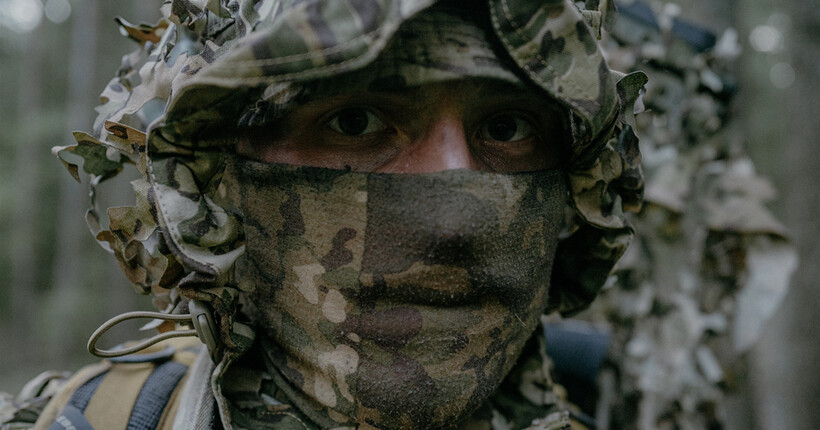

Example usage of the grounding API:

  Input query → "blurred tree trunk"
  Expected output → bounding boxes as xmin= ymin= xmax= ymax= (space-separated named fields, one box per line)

xmin=751 ymin=1 xmax=820 ymax=429
xmin=10 ymin=20 xmax=47 ymax=361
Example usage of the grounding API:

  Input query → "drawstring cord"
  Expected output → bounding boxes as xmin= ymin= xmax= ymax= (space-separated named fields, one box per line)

xmin=87 ymin=299 xmax=220 ymax=360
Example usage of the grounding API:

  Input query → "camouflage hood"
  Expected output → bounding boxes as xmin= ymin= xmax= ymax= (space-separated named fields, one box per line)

xmin=55 ymin=0 xmax=645 ymax=359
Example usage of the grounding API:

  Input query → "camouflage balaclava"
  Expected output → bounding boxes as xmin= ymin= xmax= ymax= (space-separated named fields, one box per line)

xmin=223 ymin=161 xmax=566 ymax=428
xmin=55 ymin=0 xmax=645 ymax=428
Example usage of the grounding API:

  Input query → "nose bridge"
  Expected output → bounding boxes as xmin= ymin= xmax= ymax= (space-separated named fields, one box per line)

xmin=401 ymin=113 xmax=476 ymax=173
xmin=426 ymin=113 xmax=472 ymax=166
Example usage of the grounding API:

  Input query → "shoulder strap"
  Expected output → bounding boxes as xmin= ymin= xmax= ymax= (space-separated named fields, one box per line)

xmin=37 ymin=338 xmax=202 ymax=430
xmin=33 ymin=362 xmax=111 ymax=430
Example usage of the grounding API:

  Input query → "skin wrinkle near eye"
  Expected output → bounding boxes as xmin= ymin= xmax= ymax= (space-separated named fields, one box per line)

xmin=237 ymin=79 xmax=568 ymax=173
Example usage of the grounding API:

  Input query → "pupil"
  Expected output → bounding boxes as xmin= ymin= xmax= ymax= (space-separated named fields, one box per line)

xmin=488 ymin=116 xmax=517 ymax=141
xmin=338 ymin=109 xmax=369 ymax=135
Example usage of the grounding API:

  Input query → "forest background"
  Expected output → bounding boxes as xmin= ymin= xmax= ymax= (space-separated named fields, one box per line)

xmin=0 ymin=0 xmax=817 ymax=428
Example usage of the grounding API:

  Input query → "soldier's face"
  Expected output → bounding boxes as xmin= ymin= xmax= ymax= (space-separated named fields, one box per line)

xmin=237 ymin=79 xmax=566 ymax=172
xmin=227 ymin=78 xmax=569 ymax=427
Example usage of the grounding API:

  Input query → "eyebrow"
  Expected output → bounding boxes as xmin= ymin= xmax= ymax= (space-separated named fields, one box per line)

xmin=296 ymin=79 xmax=560 ymax=118
xmin=296 ymin=91 xmax=415 ymax=114
xmin=461 ymin=82 xmax=565 ymax=114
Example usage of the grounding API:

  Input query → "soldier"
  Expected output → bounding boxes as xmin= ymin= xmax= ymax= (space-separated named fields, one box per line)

xmin=2 ymin=0 xmax=645 ymax=429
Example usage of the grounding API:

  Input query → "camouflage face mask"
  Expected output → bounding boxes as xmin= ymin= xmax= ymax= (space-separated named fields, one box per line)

xmin=220 ymin=157 xmax=567 ymax=429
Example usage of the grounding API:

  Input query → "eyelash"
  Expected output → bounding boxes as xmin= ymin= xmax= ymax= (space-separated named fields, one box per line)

xmin=476 ymin=113 xmax=537 ymax=143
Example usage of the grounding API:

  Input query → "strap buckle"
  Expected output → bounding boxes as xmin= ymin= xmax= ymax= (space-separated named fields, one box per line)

xmin=188 ymin=299 xmax=222 ymax=362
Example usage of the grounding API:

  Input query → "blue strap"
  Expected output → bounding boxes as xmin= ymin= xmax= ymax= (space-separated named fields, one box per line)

xmin=617 ymin=0 xmax=716 ymax=52
xmin=49 ymin=371 xmax=108 ymax=429
xmin=126 ymin=361 xmax=189 ymax=430
xmin=67 ymin=371 xmax=108 ymax=412
xmin=49 ymin=405 xmax=95 ymax=430
xmin=543 ymin=320 xmax=611 ymax=384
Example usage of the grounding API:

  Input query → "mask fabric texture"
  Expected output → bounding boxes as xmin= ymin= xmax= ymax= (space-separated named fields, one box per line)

xmin=219 ymin=157 xmax=567 ymax=429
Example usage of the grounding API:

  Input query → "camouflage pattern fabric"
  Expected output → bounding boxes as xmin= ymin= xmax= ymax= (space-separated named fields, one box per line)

xmin=214 ymin=159 xmax=566 ymax=429
xmin=0 ymin=372 xmax=70 ymax=429
xmin=236 ymin=8 xmax=524 ymax=129
xmin=217 ymin=328 xmax=571 ymax=430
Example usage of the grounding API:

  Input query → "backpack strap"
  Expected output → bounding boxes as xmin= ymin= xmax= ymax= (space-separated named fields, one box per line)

xmin=33 ymin=362 xmax=111 ymax=430
xmin=36 ymin=338 xmax=202 ymax=430
xmin=81 ymin=361 xmax=160 ymax=429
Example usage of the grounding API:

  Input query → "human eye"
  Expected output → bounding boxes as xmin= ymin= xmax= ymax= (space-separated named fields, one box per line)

xmin=472 ymin=110 xmax=560 ymax=172
xmin=477 ymin=113 xmax=535 ymax=143
xmin=326 ymin=107 xmax=388 ymax=136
